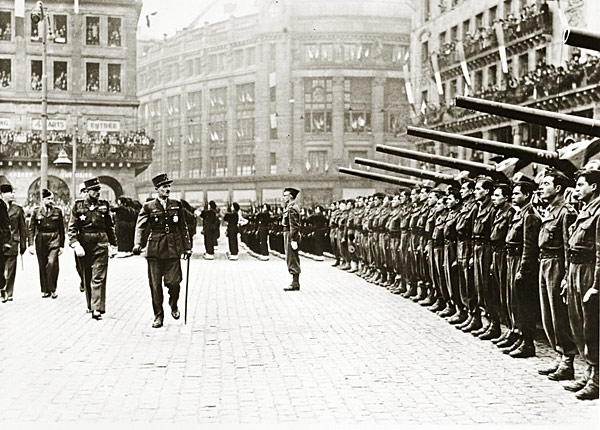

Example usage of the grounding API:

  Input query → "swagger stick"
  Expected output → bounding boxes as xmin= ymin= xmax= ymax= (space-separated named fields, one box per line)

xmin=184 ymin=256 xmax=190 ymax=324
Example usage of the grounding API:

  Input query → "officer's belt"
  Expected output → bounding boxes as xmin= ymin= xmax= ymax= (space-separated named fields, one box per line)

xmin=444 ymin=239 xmax=456 ymax=246
xmin=506 ymin=245 xmax=522 ymax=256
xmin=568 ymin=249 xmax=595 ymax=264
xmin=539 ymin=248 xmax=564 ymax=259
xmin=81 ymin=228 xmax=105 ymax=233
xmin=38 ymin=228 xmax=59 ymax=233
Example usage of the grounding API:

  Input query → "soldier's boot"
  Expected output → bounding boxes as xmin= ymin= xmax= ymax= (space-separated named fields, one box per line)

xmin=401 ymin=282 xmax=414 ymax=298
xmin=538 ymin=358 xmax=561 ymax=375
xmin=509 ymin=336 xmax=535 ymax=358
xmin=348 ymin=262 xmax=358 ymax=273
xmin=396 ymin=278 xmax=407 ymax=295
xmin=411 ymin=282 xmax=427 ymax=302
xmin=284 ymin=274 xmax=300 ymax=291
xmin=385 ymin=272 xmax=396 ymax=289
xmin=428 ymin=297 xmax=446 ymax=313
xmin=575 ymin=367 xmax=599 ymax=400
xmin=437 ymin=302 xmax=454 ymax=317
xmin=419 ymin=288 xmax=436 ymax=306
xmin=496 ymin=331 xmax=519 ymax=348
xmin=340 ymin=261 xmax=351 ymax=270
xmin=332 ymin=259 xmax=340 ymax=267
xmin=456 ymin=314 xmax=474 ymax=330
xmin=448 ymin=307 xmax=468 ymax=325
xmin=379 ymin=271 xmax=388 ymax=287
xmin=491 ymin=328 xmax=510 ymax=344
xmin=564 ymin=369 xmax=589 ymax=392
xmin=501 ymin=335 xmax=524 ymax=354
xmin=368 ymin=269 xmax=379 ymax=282
xmin=478 ymin=321 xmax=501 ymax=340
xmin=548 ymin=356 xmax=575 ymax=381
xmin=461 ymin=313 xmax=482 ymax=333
xmin=472 ymin=316 xmax=491 ymax=337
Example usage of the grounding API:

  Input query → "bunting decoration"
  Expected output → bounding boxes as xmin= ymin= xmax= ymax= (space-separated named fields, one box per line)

xmin=456 ymin=41 xmax=472 ymax=88
xmin=430 ymin=52 xmax=444 ymax=96
xmin=494 ymin=22 xmax=508 ymax=74
xmin=402 ymin=52 xmax=415 ymax=106
xmin=269 ymin=113 xmax=277 ymax=129
xmin=74 ymin=0 xmax=79 ymax=14
xmin=15 ymin=0 xmax=24 ymax=18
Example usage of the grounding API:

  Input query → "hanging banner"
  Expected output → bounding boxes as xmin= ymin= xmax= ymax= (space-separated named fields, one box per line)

xmin=269 ymin=113 xmax=277 ymax=129
xmin=74 ymin=0 xmax=79 ymax=14
xmin=269 ymin=72 xmax=276 ymax=88
xmin=430 ymin=52 xmax=444 ymax=95
xmin=456 ymin=41 xmax=472 ymax=88
xmin=87 ymin=120 xmax=121 ymax=132
xmin=402 ymin=61 xmax=414 ymax=105
xmin=494 ymin=22 xmax=508 ymax=74
xmin=31 ymin=118 xmax=67 ymax=131
xmin=15 ymin=0 xmax=25 ymax=18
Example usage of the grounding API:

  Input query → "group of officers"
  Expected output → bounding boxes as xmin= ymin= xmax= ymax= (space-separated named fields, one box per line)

xmin=0 ymin=173 xmax=192 ymax=328
xmin=328 ymin=167 xmax=598 ymax=401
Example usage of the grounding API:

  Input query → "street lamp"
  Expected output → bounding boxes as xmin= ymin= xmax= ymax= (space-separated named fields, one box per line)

xmin=31 ymin=1 xmax=51 ymax=200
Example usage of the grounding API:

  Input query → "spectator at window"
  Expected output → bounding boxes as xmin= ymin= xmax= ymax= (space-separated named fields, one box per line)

xmin=86 ymin=20 xmax=99 ymax=45
xmin=0 ymin=70 xmax=10 ymax=88
xmin=54 ymin=72 xmax=67 ymax=91
xmin=31 ymin=73 xmax=42 ymax=91
xmin=86 ymin=73 xmax=99 ymax=92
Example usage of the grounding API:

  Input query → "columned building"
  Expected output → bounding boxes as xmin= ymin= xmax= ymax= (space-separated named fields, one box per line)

xmin=136 ymin=0 xmax=414 ymax=208
xmin=409 ymin=0 xmax=600 ymax=168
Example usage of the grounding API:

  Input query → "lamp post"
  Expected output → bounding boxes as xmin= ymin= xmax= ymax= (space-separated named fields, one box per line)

xmin=72 ymin=127 xmax=77 ymax=202
xmin=31 ymin=1 xmax=49 ymax=200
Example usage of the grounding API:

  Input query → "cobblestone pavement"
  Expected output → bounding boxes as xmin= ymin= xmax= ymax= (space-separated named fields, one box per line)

xmin=0 ymin=235 xmax=598 ymax=426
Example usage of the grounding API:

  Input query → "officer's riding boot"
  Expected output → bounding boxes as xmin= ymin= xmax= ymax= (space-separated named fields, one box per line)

xmin=448 ymin=307 xmax=468 ymax=325
xmin=478 ymin=320 xmax=501 ymax=340
xmin=461 ymin=312 xmax=482 ymax=333
xmin=575 ymin=366 xmax=599 ymax=400
xmin=284 ymin=274 xmax=300 ymax=291
xmin=496 ymin=330 xmax=519 ymax=348
xmin=548 ymin=355 xmax=575 ymax=381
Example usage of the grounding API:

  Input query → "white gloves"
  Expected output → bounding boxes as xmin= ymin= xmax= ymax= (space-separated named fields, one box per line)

xmin=291 ymin=241 xmax=298 ymax=251
xmin=73 ymin=242 xmax=86 ymax=257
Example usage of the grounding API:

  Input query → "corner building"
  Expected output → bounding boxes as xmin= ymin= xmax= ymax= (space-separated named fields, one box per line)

xmin=409 ymin=0 xmax=600 ymax=164
xmin=136 ymin=0 xmax=414 ymax=207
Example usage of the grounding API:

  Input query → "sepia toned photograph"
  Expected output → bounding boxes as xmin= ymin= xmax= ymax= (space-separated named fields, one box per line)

xmin=0 ymin=0 xmax=599 ymax=426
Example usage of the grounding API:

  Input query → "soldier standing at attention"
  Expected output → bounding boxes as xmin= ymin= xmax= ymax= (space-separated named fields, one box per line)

xmin=68 ymin=178 xmax=117 ymax=319
xmin=0 ymin=184 xmax=26 ymax=302
xmin=282 ymin=187 xmax=301 ymax=291
xmin=0 ymin=191 xmax=11 ymax=302
xmin=29 ymin=189 xmax=65 ymax=299
xmin=133 ymin=173 xmax=192 ymax=328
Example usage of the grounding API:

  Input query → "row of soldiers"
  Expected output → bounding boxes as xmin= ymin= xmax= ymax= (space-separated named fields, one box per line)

xmin=329 ymin=169 xmax=598 ymax=401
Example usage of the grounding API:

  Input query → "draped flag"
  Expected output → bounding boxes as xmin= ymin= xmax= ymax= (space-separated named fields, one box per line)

xmin=269 ymin=113 xmax=277 ymax=129
xmin=430 ymin=52 xmax=444 ymax=95
xmin=494 ymin=22 xmax=508 ymax=74
xmin=15 ymin=0 xmax=24 ymax=17
xmin=456 ymin=40 xmax=472 ymax=88
xmin=402 ymin=51 xmax=415 ymax=107
xmin=74 ymin=0 xmax=79 ymax=14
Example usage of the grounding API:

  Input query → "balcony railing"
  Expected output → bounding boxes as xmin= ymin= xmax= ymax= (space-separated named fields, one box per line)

xmin=0 ymin=131 xmax=154 ymax=164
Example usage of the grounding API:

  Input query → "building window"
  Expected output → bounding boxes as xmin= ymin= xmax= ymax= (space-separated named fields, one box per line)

xmin=344 ymin=78 xmax=372 ymax=133
xmin=54 ymin=15 xmax=67 ymax=44
xmin=0 ymin=11 xmax=11 ymax=41
xmin=233 ymin=49 xmax=243 ymax=68
xmin=187 ymin=147 xmax=201 ymax=178
xmin=535 ymin=47 xmax=546 ymax=67
xmin=0 ymin=59 xmax=11 ymax=88
xmin=438 ymin=31 xmax=446 ymax=50
xmin=488 ymin=64 xmax=497 ymax=88
xmin=167 ymin=150 xmax=180 ymax=179
xmin=108 ymin=17 xmax=121 ymax=47
xmin=108 ymin=63 xmax=121 ymax=92
xmin=475 ymin=13 xmax=483 ymax=31
xmin=504 ymin=0 xmax=513 ymax=18
xmin=86 ymin=63 xmax=99 ymax=91
xmin=450 ymin=25 xmax=458 ymax=43
xmin=518 ymin=53 xmax=529 ymax=77
xmin=489 ymin=6 xmax=498 ymax=26
xmin=209 ymin=87 xmax=227 ymax=176
xmin=421 ymin=41 xmax=429 ymax=66
xmin=86 ymin=17 xmax=100 ymax=45
xmin=31 ymin=60 xmax=42 ymax=91
xmin=462 ymin=19 xmax=470 ymax=37
xmin=306 ymin=150 xmax=328 ymax=173
xmin=246 ymin=47 xmax=255 ymax=66
xmin=474 ymin=69 xmax=483 ymax=93
xmin=236 ymin=150 xmax=255 ymax=176
xmin=30 ymin=12 xmax=40 ymax=42
xmin=270 ymin=152 xmax=277 ymax=175
xmin=166 ymin=95 xmax=180 ymax=147
xmin=236 ymin=83 xmax=255 ymax=176
xmin=448 ymin=79 xmax=457 ymax=102
xmin=304 ymin=78 xmax=332 ymax=133
xmin=53 ymin=61 xmax=67 ymax=91
xmin=348 ymin=150 xmax=368 ymax=168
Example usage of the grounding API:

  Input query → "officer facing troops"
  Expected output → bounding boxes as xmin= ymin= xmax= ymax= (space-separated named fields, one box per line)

xmin=0 ymin=184 xmax=26 ymax=302
xmin=29 ymin=189 xmax=65 ymax=299
xmin=133 ymin=173 xmax=192 ymax=328
xmin=68 ymin=178 xmax=117 ymax=319
xmin=282 ymin=187 xmax=301 ymax=291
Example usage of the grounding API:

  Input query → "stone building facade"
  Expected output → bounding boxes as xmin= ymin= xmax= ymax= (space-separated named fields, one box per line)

xmin=136 ymin=0 xmax=414 ymax=207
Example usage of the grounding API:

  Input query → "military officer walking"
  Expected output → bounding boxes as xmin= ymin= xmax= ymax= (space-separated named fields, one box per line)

xmin=133 ymin=174 xmax=192 ymax=328
xmin=68 ymin=178 xmax=117 ymax=319
xmin=0 ymin=193 xmax=11 ymax=302
xmin=0 ymin=184 xmax=26 ymax=302
xmin=29 ymin=189 xmax=65 ymax=299
xmin=282 ymin=187 xmax=301 ymax=291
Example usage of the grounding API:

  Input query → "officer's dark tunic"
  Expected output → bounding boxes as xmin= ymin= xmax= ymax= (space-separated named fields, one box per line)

xmin=490 ymin=202 xmax=515 ymax=326
xmin=0 ymin=200 xmax=10 ymax=295
xmin=2 ymin=202 xmax=26 ymax=299
xmin=256 ymin=211 xmax=271 ymax=256
xmin=282 ymin=200 xmax=301 ymax=275
xmin=30 ymin=205 xmax=65 ymax=295
xmin=68 ymin=196 xmax=116 ymax=311
xmin=134 ymin=198 xmax=192 ymax=322
xmin=224 ymin=210 xmax=239 ymax=256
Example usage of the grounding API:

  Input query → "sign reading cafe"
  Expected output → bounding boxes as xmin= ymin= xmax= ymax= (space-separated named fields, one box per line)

xmin=87 ymin=120 xmax=121 ymax=132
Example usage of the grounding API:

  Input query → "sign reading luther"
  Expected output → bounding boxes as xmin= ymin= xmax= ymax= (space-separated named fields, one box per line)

xmin=87 ymin=120 xmax=121 ymax=133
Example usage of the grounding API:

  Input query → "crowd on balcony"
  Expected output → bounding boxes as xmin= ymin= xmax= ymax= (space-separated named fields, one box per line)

xmin=108 ymin=74 xmax=121 ymax=93
xmin=438 ymin=3 xmax=551 ymax=67
xmin=54 ymin=25 xmax=67 ymax=44
xmin=0 ymin=130 xmax=154 ymax=161
xmin=421 ymin=53 xmax=600 ymax=126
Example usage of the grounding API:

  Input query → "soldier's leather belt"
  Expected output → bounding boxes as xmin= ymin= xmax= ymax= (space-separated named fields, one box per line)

xmin=540 ymin=249 xmax=563 ymax=259
xmin=568 ymin=249 xmax=595 ymax=264
xmin=492 ymin=245 xmax=506 ymax=253
xmin=81 ymin=228 xmax=105 ymax=233
xmin=38 ymin=228 xmax=59 ymax=233
xmin=473 ymin=237 xmax=491 ymax=245
xmin=506 ymin=245 xmax=522 ymax=256
xmin=444 ymin=239 xmax=456 ymax=245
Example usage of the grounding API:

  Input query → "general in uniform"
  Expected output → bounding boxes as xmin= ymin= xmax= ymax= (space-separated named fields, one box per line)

xmin=0 ymin=184 xmax=26 ymax=302
xmin=29 ymin=189 xmax=65 ymax=299
xmin=133 ymin=173 xmax=192 ymax=328
xmin=282 ymin=187 xmax=301 ymax=291
xmin=68 ymin=178 xmax=117 ymax=319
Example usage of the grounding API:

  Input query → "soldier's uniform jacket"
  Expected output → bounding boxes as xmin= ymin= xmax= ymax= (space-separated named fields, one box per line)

xmin=29 ymin=205 xmax=65 ymax=249
xmin=69 ymin=197 xmax=117 ymax=247
xmin=377 ymin=205 xmax=392 ymax=233
xmin=134 ymin=198 xmax=191 ymax=259
xmin=456 ymin=196 xmax=478 ymax=242
xmin=567 ymin=195 xmax=600 ymax=268
xmin=338 ymin=209 xmax=348 ymax=240
xmin=472 ymin=198 xmax=495 ymax=242
xmin=432 ymin=209 xmax=448 ymax=247
xmin=387 ymin=207 xmax=402 ymax=239
xmin=424 ymin=205 xmax=437 ymax=241
xmin=5 ymin=203 xmax=26 ymax=256
xmin=367 ymin=205 xmax=379 ymax=233
xmin=0 ymin=200 xmax=10 ymax=247
xmin=282 ymin=200 xmax=301 ymax=242
xmin=352 ymin=207 xmax=364 ymax=235
xmin=539 ymin=196 xmax=576 ymax=261
xmin=443 ymin=207 xmax=460 ymax=243
xmin=329 ymin=209 xmax=340 ymax=231
xmin=408 ymin=202 xmax=423 ymax=248
xmin=490 ymin=202 xmax=515 ymax=249
xmin=505 ymin=202 xmax=541 ymax=276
